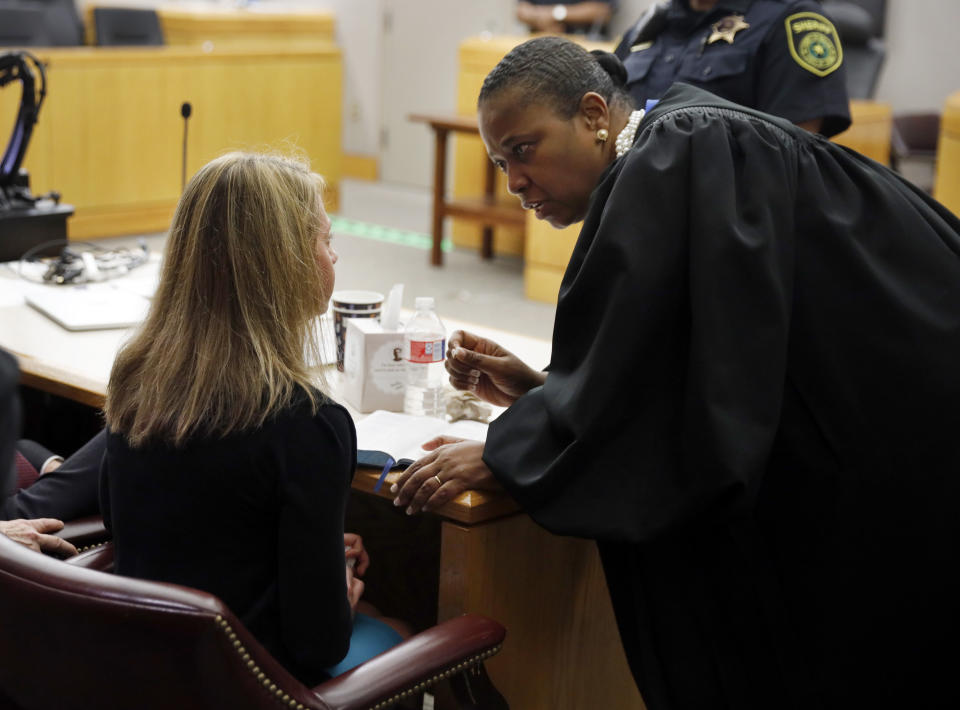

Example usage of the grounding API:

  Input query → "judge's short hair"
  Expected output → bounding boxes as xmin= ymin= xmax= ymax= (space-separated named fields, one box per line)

xmin=479 ymin=36 xmax=634 ymax=118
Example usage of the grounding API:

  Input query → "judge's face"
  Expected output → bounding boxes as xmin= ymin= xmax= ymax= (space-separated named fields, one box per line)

xmin=479 ymin=88 xmax=610 ymax=229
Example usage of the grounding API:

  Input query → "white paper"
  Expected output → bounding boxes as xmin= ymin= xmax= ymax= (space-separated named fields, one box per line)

xmin=355 ymin=410 xmax=488 ymax=462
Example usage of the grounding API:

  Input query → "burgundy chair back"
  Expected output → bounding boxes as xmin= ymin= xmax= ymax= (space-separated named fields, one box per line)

xmin=0 ymin=535 xmax=326 ymax=710
xmin=11 ymin=451 xmax=38 ymax=490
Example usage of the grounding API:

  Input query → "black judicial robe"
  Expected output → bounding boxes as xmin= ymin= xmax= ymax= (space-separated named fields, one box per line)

xmin=483 ymin=83 xmax=960 ymax=710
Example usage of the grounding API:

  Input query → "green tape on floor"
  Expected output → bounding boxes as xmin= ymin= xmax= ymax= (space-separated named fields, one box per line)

xmin=329 ymin=215 xmax=451 ymax=252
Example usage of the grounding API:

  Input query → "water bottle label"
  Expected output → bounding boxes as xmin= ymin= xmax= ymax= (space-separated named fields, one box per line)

xmin=408 ymin=338 xmax=445 ymax=363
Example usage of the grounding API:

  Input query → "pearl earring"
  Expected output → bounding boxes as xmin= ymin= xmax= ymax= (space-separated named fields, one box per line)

xmin=596 ymin=128 xmax=609 ymax=143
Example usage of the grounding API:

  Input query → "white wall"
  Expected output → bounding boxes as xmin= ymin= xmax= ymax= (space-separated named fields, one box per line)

xmin=874 ymin=0 xmax=960 ymax=113
xmin=302 ymin=0 xmax=385 ymax=157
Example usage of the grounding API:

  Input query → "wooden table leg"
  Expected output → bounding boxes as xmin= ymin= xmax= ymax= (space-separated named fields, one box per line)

xmin=431 ymin=127 xmax=448 ymax=266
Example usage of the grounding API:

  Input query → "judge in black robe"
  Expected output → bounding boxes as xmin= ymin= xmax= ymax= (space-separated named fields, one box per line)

xmin=397 ymin=75 xmax=960 ymax=709
xmin=491 ymin=81 xmax=960 ymax=708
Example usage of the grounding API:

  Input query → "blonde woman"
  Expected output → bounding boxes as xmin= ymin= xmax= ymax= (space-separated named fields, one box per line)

xmin=100 ymin=152 xmax=401 ymax=683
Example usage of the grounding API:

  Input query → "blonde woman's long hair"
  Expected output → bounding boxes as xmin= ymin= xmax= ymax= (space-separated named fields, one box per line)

xmin=105 ymin=152 xmax=331 ymax=447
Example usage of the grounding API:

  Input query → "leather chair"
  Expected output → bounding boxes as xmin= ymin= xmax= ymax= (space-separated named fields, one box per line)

xmin=92 ymin=7 xmax=164 ymax=46
xmin=0 ymin=536 xmax=509 ymax=710
xmin=0 ymin=7 xmax=50 ymax=47
xmin=22 ymin=0 xmax=84 ymax=46
xmin=821 ymin=0 xmax=886 ymax=99
xmin=56 ymin=513 xmax=110 ymax=549
xmin=824 ymin=0 xmax=886 ymax=37
xmin=0 ymin=0 xmax=82 ymax=47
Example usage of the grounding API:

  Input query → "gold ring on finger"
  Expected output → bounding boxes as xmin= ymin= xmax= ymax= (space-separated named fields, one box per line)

xmin=433 ymin=475 xmax=443 ymax=487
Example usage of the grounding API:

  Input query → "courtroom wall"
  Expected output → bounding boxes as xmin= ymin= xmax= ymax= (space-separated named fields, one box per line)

xmin=74 ymin=0 xmax=960 ymax=174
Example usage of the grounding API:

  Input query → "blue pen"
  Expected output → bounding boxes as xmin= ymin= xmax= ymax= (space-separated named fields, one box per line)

xmin=373 ymin=457 xmax=395 ymax=492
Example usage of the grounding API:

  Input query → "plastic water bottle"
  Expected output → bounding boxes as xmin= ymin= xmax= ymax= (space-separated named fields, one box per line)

xmin=402 ymin=296 xmax=446 ymax=418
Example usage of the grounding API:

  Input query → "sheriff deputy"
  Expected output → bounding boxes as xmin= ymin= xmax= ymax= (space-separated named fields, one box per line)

xmin=614 ymin=0 xmax=851 ymax=136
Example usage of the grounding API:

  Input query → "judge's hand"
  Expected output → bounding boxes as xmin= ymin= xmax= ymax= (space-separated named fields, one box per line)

xmin=343 ymin=532 xmax=370 ymax=576
xmin=0 ymin=518 xmax=78 ymax=558
xmin=447 ymin=330 xmax=545 ymax=407
xmin=391 ymin=437 xmax=502 ymax=515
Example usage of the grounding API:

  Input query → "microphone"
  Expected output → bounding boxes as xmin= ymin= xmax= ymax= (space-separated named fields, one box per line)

xmin=180 ymin=101 xmax=192 ymax=192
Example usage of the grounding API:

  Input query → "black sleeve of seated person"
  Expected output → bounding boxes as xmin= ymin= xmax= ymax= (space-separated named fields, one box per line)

xmin=1 ymin=429 xmax=105 ymax=521
xmin=276 ymin=402 xmax=358 ymax=676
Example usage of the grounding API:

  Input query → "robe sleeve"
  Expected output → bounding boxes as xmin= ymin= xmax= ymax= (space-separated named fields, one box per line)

xmin=484 ymin=104 xmax=802 ymax=544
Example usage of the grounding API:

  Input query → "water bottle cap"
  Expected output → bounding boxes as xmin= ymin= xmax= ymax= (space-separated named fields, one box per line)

xmin=414 ymin=296 xmax=435 ymax=310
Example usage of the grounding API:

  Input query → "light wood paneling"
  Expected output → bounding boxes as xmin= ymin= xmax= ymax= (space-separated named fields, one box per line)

xmin=454 ymin=39 xmax=524 ymax=258
xmin=85 ymin=4 xmax=335 ymax=49
xmin=159 ymin=5 xmax=334 ymax=49
xmin=352 ymin=465 xmax=520 ymax=526
xmin=525 ymin=213 xmax=581 ymax=302
xmin=934 ymin=91 xmax=960 ymax=216
xmin=342 ymin=153 xmax=378 ymax=181
xmin=440 ymin=515 xmax=645 ymax=710
xmin=524 ymin=263 xmax=565 ymax=303
xmin=5 ymin=45 xmax=341 ymax=240
xmin=68 ymin=203 xmax=177 ymax=241
xmin=832 ymin=99 xmax=893 ymax=165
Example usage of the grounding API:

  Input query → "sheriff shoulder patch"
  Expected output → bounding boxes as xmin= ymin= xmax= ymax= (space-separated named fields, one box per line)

xmin=784 ymin=12 xmax=843 ymax=77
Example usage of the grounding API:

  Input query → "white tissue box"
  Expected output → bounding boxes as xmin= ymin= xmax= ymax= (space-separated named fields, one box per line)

xmin=342 ymin=318 xmax=405 ymax=412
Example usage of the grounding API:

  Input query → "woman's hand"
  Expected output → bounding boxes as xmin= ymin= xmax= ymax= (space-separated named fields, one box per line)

xmin=391 ymin=437 xmax=502 ymax=515
xmin=446 ymin=330 xmax=545 ymax=407
xmin=345 ymin=565 xmax=365 ymax=619
xmin=344 ymin=534 xmax=368 ymax=619
xmin=343 ymin=532 xmax=370 ymax=576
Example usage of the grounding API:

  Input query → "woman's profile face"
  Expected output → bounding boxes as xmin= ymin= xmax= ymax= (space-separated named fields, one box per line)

xmin=479 ymin=88 xmax=608 ymax=228
xmin=315 ymin=208 xmax=338 ymax=305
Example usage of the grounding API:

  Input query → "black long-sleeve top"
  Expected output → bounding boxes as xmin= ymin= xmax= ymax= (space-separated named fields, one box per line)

xmin=100 ymin=395 xmax=356 ymax=685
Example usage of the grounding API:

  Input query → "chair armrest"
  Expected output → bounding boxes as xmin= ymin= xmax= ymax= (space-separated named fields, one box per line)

xmin=65 ymin=540 xmax=114 ymax=572
xmin=312 ymin=613 xmax=506 ymax=710
xmin=56 ymin=514 xmax=110 ymax=549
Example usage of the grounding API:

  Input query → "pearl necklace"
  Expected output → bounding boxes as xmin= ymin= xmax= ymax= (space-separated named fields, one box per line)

xmin=615 ymin=109 xmax=645 ymax=158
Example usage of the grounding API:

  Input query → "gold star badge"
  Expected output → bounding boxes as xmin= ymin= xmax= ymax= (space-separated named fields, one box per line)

xmin=707 ymin=14 xmax=750 ymax=45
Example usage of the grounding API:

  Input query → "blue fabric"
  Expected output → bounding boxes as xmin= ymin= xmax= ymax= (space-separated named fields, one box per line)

xmin=324 ymin=613 xmax=403 ymax=677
